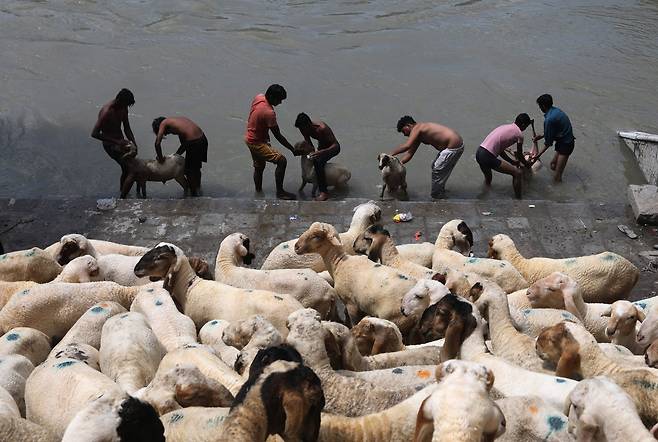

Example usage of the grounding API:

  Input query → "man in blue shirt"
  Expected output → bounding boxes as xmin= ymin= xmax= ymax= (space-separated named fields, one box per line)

xmin=532 ymin=94 xmax=575 ymax=182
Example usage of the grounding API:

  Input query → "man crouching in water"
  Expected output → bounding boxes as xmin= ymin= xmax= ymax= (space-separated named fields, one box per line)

xmin=152 ymin=116 xmax=208 ymax=197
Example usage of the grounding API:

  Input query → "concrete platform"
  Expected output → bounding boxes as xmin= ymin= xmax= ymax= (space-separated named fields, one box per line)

xmin=1 ymin=197 xmax=656 ymax=301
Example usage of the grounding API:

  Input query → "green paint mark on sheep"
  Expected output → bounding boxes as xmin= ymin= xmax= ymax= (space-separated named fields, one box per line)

xmin=90 ymin=306 xmax=105 ymax=314
xmin=169 ymin=413 xmax=184 ymax=424
xmin=24 ymin=249 xmax=35 ymax=257
xmin=210 ymin=320 xmax=219 ymax=326
xmin=392 ymin=368 xmax=403 ymax=374
xmin=205 ymin=415 xmax=226 ymax=428
xmin=555 ymin=378 xmax=566 ymax=383
xmin=397 ymin=274 xmax=409 ymax=280
xmin=633 ymin=379 xmax=658 ymax=390
xmin=282 ymin=244 xmax=289 ymax=249
xmin=523 ymin=309 xmax=532 ymax=316
xmin=155 ymin=300 xmax=163 ymax=306
xmin=6 ymin=333 xmax=19 ymax=341
xmin=634 ymin=301 xmax=647 ymax=310
xmin=55 ymin=360 xmax=76 ymax=369
xmin=564 ymin=258 xmax=577 ymax=266
xmin=466 ymin=257 xmax=479 ymax=264
xmin=615 ymin=345 xmax=625 ymax=353
xmin=0 ymin=254 xmax=6 ymax=260
xmin=499 ymin=262 xmax=506 ymax=268
xmin=147 ymin=288 xmax=154 ymax=292
xmin=601 ymin=253 xmax=618 ymax=262
xmin=18 ymin=289 xmax=29 ymax=296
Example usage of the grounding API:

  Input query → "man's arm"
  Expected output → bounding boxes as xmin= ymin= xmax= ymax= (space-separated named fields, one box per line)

xmin=154 ymin=121 xmax=167 ymax=162
xmin=392 ymin=128 xmax=421 ymax=164
xmin=122 ymin=112 xmax=137 ymax=148
xmin=309 ymin=126 xmax=339 ymax=159
xmin=91 ymin=109 xmax=125 ymax=145
xmin=271 ymin=125 xmax=296 ymax=153
xmin=500 ymin=150 xmax=519 ymax=166
xmin=516 ymin=141 xmax=530 ymax=168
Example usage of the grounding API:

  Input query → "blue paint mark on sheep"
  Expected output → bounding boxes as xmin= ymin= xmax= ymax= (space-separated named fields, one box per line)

xmin=547 ymin=416 xmax=565 ymax=432
xmin=210 ymin=320 xmax=219 ymax=326
xmin=6 ymin=333 xmax=19 ymax=341
xmin=522 ymin=309 xmax=532 ymax=316
xmin=18 ymin=289 xmax=30 ymax=296
xmin=0 ymin=254 xmax=6 ymax=260
xmin=601 ymin=253 xmax=618 ymax=262
xmin=24 ymin=250 xmax=35 ymax=257
xmin=499 ymin=262 xmax=506 ymax=268
xmin=554 ymin=378 xmax=566 ymax=383
xmin=561 ymin=312 xmax=573 ymax=320
xmin=282 ymin=244 xmax=289 ymax=249
xmin=397 ymin=274 xmax=409 ymax=280
xmin=155 ymin=300 xmax=163 ymax=306
xmin=633 ymin=379 xmax=658 ymax=390
xmin=466 ymin=258 xmax=479 ymax=264
xmin=206 ymin=416 xmax=225 ymax=427
xmin=55 ymin=360 xmax=76 ymax=369
xmin=169 ymin=413 xmax=184 ymax=424
xmin=147 ymin=288 xmax=154 ymax=293
xmin=120 ymin=314 xmax=129 ymax=319
xmin=634 ymin=301 xmax=647 ymax=310
xmin=565 ymin=258 xmax=577 ymax=266
xmin=374 ymin=264 xmax=381 ymax=267
xmin=90 ymin=306 xmax=105 ymax=314
xmin=392 ymin=368 xmax=404 ymax=374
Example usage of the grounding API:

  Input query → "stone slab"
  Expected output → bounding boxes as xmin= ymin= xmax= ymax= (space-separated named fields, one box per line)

xmin=628 ymin=185 xmax=658 ymax=226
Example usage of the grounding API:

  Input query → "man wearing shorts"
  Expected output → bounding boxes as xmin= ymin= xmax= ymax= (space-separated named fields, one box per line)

xmin=532 ymin=94 xmax=575 ymax=183
xmin=245 ymin=84 xmax=297 ymax=200
xmin=392 ymin=116 xmax=464 ymax=199
xmin=91 ymin=88 xmax=138 ymax=193
xmin=476 ymin=113 xmax=532 ymax=199
xmin=152 ymin=116 xmax=208 ymax=197
xmin=294 ymin=112 xmax=340 ymax=201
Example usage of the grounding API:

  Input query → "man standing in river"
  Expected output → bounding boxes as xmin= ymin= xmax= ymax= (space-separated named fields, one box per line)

xmin=532 ymin=94 xmax=575 ymax=183
xmin=244 ymin=84 xmax=297 ymax=200
xmin=91 ymin=88 xmax=138 ymax=193
xmin=294 ymin=112 xmax=340 ymax=201
xmin=152 ymin=116 xmax=208 ymax=197
xmin=392 ymin=116 xmax=464 ymax=199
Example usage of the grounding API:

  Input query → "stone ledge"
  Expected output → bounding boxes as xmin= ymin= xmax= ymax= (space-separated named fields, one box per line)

xmin=628 ymin=185 xmax=658 ymax=226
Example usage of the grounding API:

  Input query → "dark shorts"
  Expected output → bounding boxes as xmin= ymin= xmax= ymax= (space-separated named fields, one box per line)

xmin=182 ymin=135 xmax=208 ymax=172
xmin=103 ymin=142 xmax=128 ymax=164
xmin=476 ymin=146 xmax=502 ymax=171
xmin=555 ymin=140 xmax=575 ymax=156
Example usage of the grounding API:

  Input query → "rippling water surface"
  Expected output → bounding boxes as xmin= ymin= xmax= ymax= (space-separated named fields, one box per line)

xmin=1 ymin=0 xmax=657 ymax=201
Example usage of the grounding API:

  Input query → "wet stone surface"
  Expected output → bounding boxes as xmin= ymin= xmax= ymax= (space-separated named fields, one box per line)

xmin=0 ymin=197 xmax=656 ymax=300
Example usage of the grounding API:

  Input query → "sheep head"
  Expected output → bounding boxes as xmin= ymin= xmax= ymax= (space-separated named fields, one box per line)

xmin=401 ymin=279 xmax=433 ymax=317
xmin=645 ymin=339 xmax=658 ymax=368
xmin=52 ymin=343 xmax=100 ymax=370
xmin=285 ymin=309 xmax=328 ymax=367
xmin=294 ymin=222 xmax=342 ymax=256
xmin=377 ymin=153 xmax=393 ymax=170
xmin=487 ymin=234 xmax=515 ymax=260
xmin=188 ymin=256 xmax=213 ymax=279
xmin=60 ymin=255 xmax=101 ymax=283
xmin=535 ymin=323 xmax=581 ymax=379
xmin=134 ymin=243 xmax=183 ymax=291
xmin=435 ymin=360 xmax=495 ymax=392
xmin=425 ymin=294 xmax=477 ymax=361
xmin=56 ymin=233 xmax=90 ymax=265
xmin=352 ymin=224 xmax=390 ymax=262
xmin=603 ymin=300 xmax=645 ymax=340
xmin=437 ymin=219 xmax=473 ymax=254
xmin=637 ymin=306 xmax=658 ymax=348
xmin=351 ymin=200 xmax=382 ymax=230
xmin=221 ymin=233 xmax=256 ymax=266
xmin=294 ymin=141 xmax=315 ymax=155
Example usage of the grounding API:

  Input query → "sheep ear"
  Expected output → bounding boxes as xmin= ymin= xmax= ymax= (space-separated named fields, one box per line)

xmin=413 ymin=397 xmax=434 ymax=442
xmin=562 ymin=396 xmax=573 ymax=416
xmin=556 ymin=340 xmax=581 ymax=379
xmin=485 ymin=368 xmax=495 ymax=391
xmin=237 ymin=244 xmax=249 ymax=257
xmin=601 ymin=306 xmax=612 ymax=317
xmin=281 ymin=389 xmax=306 ymax=440
xmin=431 ymin=273 xmax=446 ymax=284
xmin=637 ymin=308 xmax=646 ymax=322
xmin=440 ymin=319 xmax=465 ymax=362
xmin=328 ymin=234 xmax=342 ymax=247
xmin=468 ymin=283 xmax=483 ymax=302
xmin=323 ymin=331 xmax=343 ymax=370
xmin=578 ymin=412 xmax=600 ymax=442
xmin=563 ymin=288 xmax=585 ymax=322
xmin=163 ymin=272 xmax=175 ymax=293
xmin=87 ymin=260 xmax=100 ymax=277
xmin=650 ymin=422 xmax=658 ymax=439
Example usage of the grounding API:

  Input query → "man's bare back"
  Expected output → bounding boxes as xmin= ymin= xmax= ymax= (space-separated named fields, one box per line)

xmin=306 ymin=121 xmax=338 ymax=150
xmin=93 ymin=101 xmax=129 ymax=146
xmin=411 ymin=122 xmax=463 ymax=150
xmin=161 ymin=117 xmax=204 ymax=143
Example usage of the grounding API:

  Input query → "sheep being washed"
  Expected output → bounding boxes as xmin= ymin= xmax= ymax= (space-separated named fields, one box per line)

xmin=296 ymin=141 xmax=351 ymax=197
xmin=119 ymin=143 xmax=188 ymax=198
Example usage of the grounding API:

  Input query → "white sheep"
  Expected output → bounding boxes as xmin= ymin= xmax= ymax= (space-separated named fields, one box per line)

xmin=0 ymin=282 xmax=139 ymax=338
xmin=637 ymin=304 xmax=658 ymax=350
xmin=134 ymin=364 xmax=233 ymax=415
xmin=0 ymin=354 xmax=33 ymax=416
xmin=44 ymin=235 xmax=148 ymax=262
xmin=222 ymin=315 xmax=284 ymax=375
xmin=536 ymin=321 xmax=658 ymax=425
xmin=286 ymin=309 xmax=425 ymax=416
xmin=0 ymin=281 xmax=37 ymax=309
xmin=119 ymin=146 xmax=188 ymax=198
xmin=604 ymin=300 xmax=646 ymax=354
xmin=133 ymin=243 xmax=303 ymax=337
xmin=351 ymin=316 xmax=406 ymax=355
xmin=413 ymin=360 xmax=505 ymax=442
xmin=0 ymin=248 xmax=61 ymax=283
xmin=377 ymin=153 xmax=408 ymax=200
xmin=0 ymin=327 xmax=51 ymax=367
xmin=99 ymin=312 xmax=164 ymax=394
xmin=646 ymin=339 xmax=658 ymax=368
xmin=460 ymin=307 xmax=577 ymax=411
xmin=495 ymin=396 xmax=571 ymax=442
xmin=130 ymin=285 xmax=198 ymax=352
xmin=488 ymin=233 xmax=639 ymax=303
xmin=198 ymin=320 xmax=240 ymax=368
xmin=215 ymin=233 xmax=336 ymax=319
xmin=294 ymin=222 xmax=421 ymax=332
xmin=396 ymin=241 xmax=436 ymax=268
xmin=318 ymin=384 xmax=439 ymax=442
xmin=432 ymin=220 xmax=528 ymax=293
xmin=0 ymin=415 xmax=58 ymax=441
xmin=400 ymin=278 xmax=452 ymax=319
xmin=54 ymin=234 xmax=150 ymax=286
xmin=260 ymin=200 xmax=382 ymax=272
xmin=296 ymin=141 xmax=351 ymax=196
xmin=352 ymin=225 xmax=437 ymax=280
xmin=52 ymin=255 xmax=103 ymax=283
xmin=51 ymin=343 xmax=100 ymax=371
xmin=565 ymin=376 xmax=655 ymax=441
xmin=0 ymin=387 xmax=20 ymax=419
xmin=160 ymin=407 xmax=229 ymax=441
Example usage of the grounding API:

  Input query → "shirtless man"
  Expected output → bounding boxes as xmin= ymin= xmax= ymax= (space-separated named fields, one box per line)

xmin=294 ymin=113 xmax=340 ymax=201
xmin=91 ymin=88 xmax=138 ymax=193
xmin=152 ymin=116 xmax=208 ymax=197
xmin=392 ymin=116 xmax=464 ymax=199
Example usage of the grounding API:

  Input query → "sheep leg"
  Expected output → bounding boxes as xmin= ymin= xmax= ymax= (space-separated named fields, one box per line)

xmin=298 ymin=180 xmax=306 ymax=192
xmin=121 ymin=176 xmax=135 ymax=199
xmin=379 ymin=183 xmax=386 ymax=200
xmin=138 ymin=181 xmax=147 ymax=199
xmin=175 ymin=175 xmax=190 ymax=197
xmin=311 ymin=182 xmax=318 ymax=197
xmin=371 ymin=337 xmax=386 ymax=355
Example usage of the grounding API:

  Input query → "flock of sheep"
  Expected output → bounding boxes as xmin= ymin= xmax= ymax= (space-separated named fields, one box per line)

xmin=0 ymin=200 xmax=657 ymax=441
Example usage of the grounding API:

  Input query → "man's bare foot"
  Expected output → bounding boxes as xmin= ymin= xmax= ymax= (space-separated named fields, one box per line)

xmin=550 ymin=160 xmax=557 ymax=171
xmin=276 ymin=190 xmax=297 ymax=200
xmin=315 ymin=192 xmax=329 ymax=201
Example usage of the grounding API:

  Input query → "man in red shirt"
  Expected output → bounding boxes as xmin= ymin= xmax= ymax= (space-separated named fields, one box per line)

xmin=245 ymin=84 xmax=297 ymax=200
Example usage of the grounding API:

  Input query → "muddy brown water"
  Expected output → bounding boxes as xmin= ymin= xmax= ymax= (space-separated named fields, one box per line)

xmin=1 ymin=0 xmax=656 ymax=201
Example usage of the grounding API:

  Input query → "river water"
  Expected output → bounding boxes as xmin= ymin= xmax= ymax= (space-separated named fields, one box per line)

xmin=1 ymin=0 xmax=657 ymax=202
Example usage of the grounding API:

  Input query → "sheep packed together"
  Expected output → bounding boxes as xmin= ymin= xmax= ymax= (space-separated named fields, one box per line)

xmin=1 ymin=200 xmax=656 ymax=441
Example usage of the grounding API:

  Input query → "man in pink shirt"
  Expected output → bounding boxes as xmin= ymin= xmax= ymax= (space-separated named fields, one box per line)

xmin=476 ymin=113 xmax=532 ymax=198
xmin=245 ymin=84 xmax=297 ymax=200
